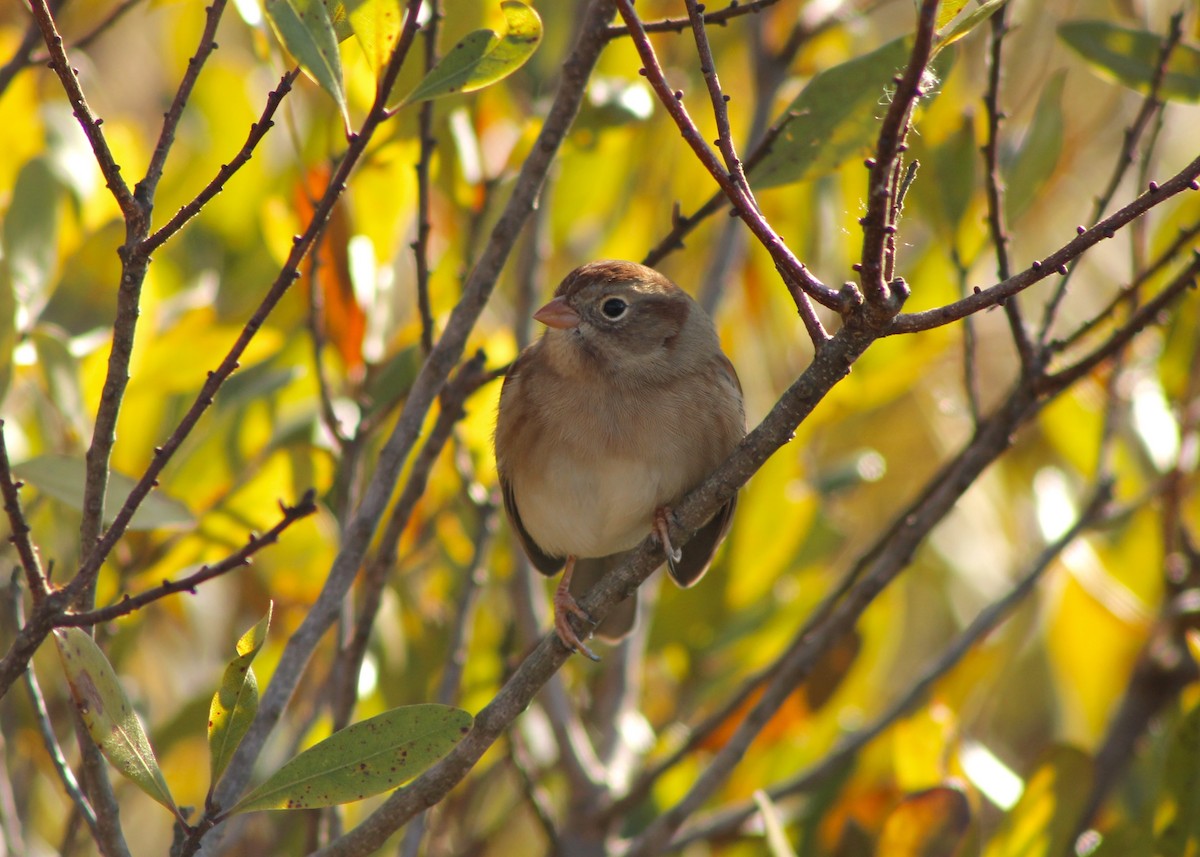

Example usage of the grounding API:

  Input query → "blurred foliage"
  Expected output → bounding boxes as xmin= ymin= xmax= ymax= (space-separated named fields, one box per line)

xmin=1 ymin=0 xmax=1199 ymax=855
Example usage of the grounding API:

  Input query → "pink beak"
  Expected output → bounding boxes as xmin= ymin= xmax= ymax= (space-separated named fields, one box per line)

xmin=533 ymin=296 xmax=580 ymax=330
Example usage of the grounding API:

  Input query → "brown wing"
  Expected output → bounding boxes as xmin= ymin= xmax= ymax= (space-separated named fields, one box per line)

xmin=667 ymin=494 xmax=737 ymax=588
xmin=500 ymin=475 xmax=565 ymax=577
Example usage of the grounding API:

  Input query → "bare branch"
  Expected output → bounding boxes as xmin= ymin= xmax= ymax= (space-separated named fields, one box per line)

xmin=887 ymin=154 xmax=1200 ymax=335
xmin=60 ymin=491 xmax=317 ymax=627
xmin=856 ymin=0 xmax=937 ymax=315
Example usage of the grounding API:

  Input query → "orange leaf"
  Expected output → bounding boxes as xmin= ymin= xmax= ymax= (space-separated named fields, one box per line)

xmin=295 ymin=166 xmax=366 ymax=376
xmin=877 ymin=786 xmax=971 ymax=857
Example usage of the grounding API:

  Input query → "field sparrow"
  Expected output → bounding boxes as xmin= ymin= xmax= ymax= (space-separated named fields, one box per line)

xmin=495 ymin=260 xmax=745 ymax=659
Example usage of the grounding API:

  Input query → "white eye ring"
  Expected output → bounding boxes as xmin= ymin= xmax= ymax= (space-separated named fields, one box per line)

xmin=601 ymin=296 xmax=628 ymax=319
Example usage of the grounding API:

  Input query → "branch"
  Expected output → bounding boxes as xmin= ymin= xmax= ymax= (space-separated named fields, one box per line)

xmin=310 ymin=302 xmax=881 ymax=857
xmin=28 ymin=0 xmax=141 ymax=222
xmin=980 ymin=6 xmax=1036 ymax=371
xmin=605 ymin=0 xmax=783 ymax=38
xmin=412 ymin=2 xmax=441 ymax=355
xmin=669 ymin=484 xmax=1113 ymax=849
xmin=1037 ymin=13 xmax=1184 ymax=344
xmin=887 ymin=153 xmax=1200 ymax=334
xmin=209 ymin=0 xmax=618 ymax=819
xmin=4 ymin=575 xmax=100 ymax=840
xmin=60 ymin=491 xmax=317 ymax=627
xmin=1039 ymin=252 xmax=1200 ymax=395
xmin=135 ymin=0 xmax=227 ymax=205
xmin=0 ymin=420 xmax=50 ymax=601
xmin=142 ymin=69 xmax=300 ymax=253
xmin=615 ymin=0 xmax=844 ymax=330
xmin=856 ymin=0 xmax=937 ymax=314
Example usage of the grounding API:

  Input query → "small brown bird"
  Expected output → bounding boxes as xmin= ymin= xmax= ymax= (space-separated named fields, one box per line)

xmin=495 ymin=260 xmax=745 ymax=658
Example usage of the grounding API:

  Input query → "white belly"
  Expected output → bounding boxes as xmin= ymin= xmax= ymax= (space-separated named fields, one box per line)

xmin=515 ymin=448 xmax=669 ymax=559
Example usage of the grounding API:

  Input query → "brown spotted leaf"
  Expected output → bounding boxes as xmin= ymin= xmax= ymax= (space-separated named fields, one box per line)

xmin=877 ymin=786 xmax=971 ymax=857
xmin=228 ymin=704 xmax=472 ymax=813
xmin=53 ymin=628 xmax=177 ymax=815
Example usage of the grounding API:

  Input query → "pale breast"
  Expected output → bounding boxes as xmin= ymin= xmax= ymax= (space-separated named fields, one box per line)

xmin=508 ymin=367 xmax=742 ymax=559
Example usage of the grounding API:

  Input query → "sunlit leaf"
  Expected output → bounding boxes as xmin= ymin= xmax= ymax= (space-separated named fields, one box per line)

xmin=753 ymin=38 xmax=953 ymax=189
xmin=877 ymin=786 xmax=971 ymax=857
xmin=402 ymin=1 xmax=542 ymax=104
xmin=2 ymin=157 xmax=67 ymax=325
xmin=12 ymin=454 xmax=194 ymax=531
xmin=349 ymin=0 xmax=404 ymax=75
xmin=265 ymin=0 xmax=349 ymax=124
xmin=229 ymin=704 xmax=472 ymax=813
xmin=754 ymin=790 xmax=799 ymax=857
xmin=209 ymin=604 xmax=273 ymax=785
xmin=1059 ymin=20 xmax=1200 ymax=102
xmin=935 ymin=0 xmax=1011 ymax=53
xmin=982 ymin=746 xmax=1093 ymax=857
xmin=935 ymin=0 xmax=973 ymax=33
xmin=53 ymin=629 xmax=177 ymax=816
xmin=1155 ymin=701 xmax=1200 ymax=856
xmin=1004 ymin=69 xmax=1065 ymax=222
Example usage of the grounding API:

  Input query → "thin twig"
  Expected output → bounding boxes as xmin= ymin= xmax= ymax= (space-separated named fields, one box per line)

xmin=135 ymin=0 xmax=228 ymax=204
xmin=856 ymin=0 xmax=937 ymax=314
xmin=1048 ymin=222 xmax=1200 ymax=354
xmin=28 ymin=0 xmax=140 ymax=220
xmin=887 ymin=153 xmax=1200 ymax=334
xmin=980 ymin=6 xmax=1036 ymax=371
xmin=606 ymin=0 xmax=784 ymax=38
xmin=1037 ymin=13 xmax=1184 ymax=344
xmin=5 ymin=574 xmax=101 ymax=840
xmin=142 ymin=69 xmax=300 ymax=253
xmin=615 ymin=0 xmax=841 ymax=338
xmin=59 ymin=491 xmax=317 ymax=627
xmin=413 ymin=1 xmax=441 ymax=355
xmin=0 ymin=421 xmax=50 ymax=601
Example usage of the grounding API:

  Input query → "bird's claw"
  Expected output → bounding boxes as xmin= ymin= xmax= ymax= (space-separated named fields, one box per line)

xmin=553 ymin=585 xmax=599 ymax=661
xmin=654 ymin=508 xmax=683 ymax=565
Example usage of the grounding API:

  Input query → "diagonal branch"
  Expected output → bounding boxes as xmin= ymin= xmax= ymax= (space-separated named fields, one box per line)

xmin=60 ymin=491 xmax=317 ymax=627
xmin=887 ymin=153 xmax=1200 ymax=335
xmin=669 ymin=484 xmax=1112 ymax=849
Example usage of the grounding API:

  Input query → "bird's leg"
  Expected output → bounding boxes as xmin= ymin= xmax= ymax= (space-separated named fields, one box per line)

xmin=554 ymin=556 xmax=599 ymax=661
xmin=654 ymin=507 xmax=683 ymax=565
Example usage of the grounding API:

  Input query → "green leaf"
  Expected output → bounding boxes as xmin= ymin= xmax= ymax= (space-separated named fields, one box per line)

xmin=53 ymin=628 xmax=177 ymax=816
xmin=402 ymin=1 xmax=542 ymax=104
xmin=12 ymin=454 xmax=194 ymax=531
xmin=208 ymin=604 xmax=273 ymax=785
xmin=1154 ymin=701 xmax=1200 ymax=856
xmin=982 ymin=746 xmax=1093 ymax=857
xmin=1059 ymin=20 xmax=1200 ymax=102
xmin=2 ymin=157 xmax=67 ymax=326
xmin=229 ymin=704 xmax=473 ymax=813
xmin=935 ymin=0 xmax=1011 ymax=54
xmin=752 ymin=38 xmax=953 ymax=189
xmin=266 ymin=0 xmax=349 ymax=125
xmin=1004 ymin=69 xmax=1065 ymax=221
xmin=920 ymin=116 xmax=978 ymax=241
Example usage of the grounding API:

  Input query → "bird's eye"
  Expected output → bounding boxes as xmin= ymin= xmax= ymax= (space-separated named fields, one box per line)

xmin=601 ymin=297 xmax=628 ymax=319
